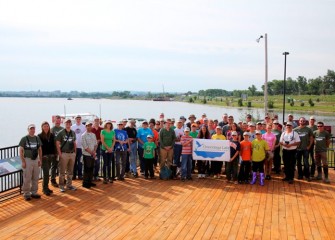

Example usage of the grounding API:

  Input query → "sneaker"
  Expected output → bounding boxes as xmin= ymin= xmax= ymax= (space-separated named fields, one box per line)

xmin=288 ymin=180 xmax=294 ymax=184
xmin=109 ymin=178 xmax=114 ymax=183
xmin=307 ymin=178 xmax=312 ymax=182
xmin=297 ymin=176 xmax=303 ymax=180
xmin=324 ymin=178 xmax=330 ymax=184
xmin=43 ymin=190 xmax=51 ymax=196
xmin=47 ymin=189 xmax=54 ymax=194
xmin=82 ymin=184 xmax=91 ymax=189
xmin=244 ymin=180 xmax=249 ymax=184
xmin=93 ymin=177 xmax=101 ymax=182
xmin=213 ymin=175 xmax=217 ymax=179
xmin=31 ymin=193 xmax=41 ymax=199
xmin=90 ymin=182 xmax=97 ymax=187
xmin=60 ymin=186 xmax=66 ymax=192
xmin=78 ymin=176 xmax=83 ymax=180
xmin=181 ymin=178 xmax=186 ymax=182
xmin=51 ymin=179 xmax=59 ymax=187
xmin=24 ymin=194 xmax=31 ymax=201
xmin=103 ymin=179 xmax=108 ymax=184
xmin=140 ymin=171 xmax=145 ymax=176
xmin=67 ymin=185 xmax=77 ymax=191
xmin=119 ymin=177 xmax=125 ymax=181
xmin=187 ymin=177 xmax=193 ymax=181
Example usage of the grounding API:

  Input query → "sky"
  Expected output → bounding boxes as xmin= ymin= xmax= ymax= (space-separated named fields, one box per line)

xmin=0 ymin=0 xmax=334 ymax=93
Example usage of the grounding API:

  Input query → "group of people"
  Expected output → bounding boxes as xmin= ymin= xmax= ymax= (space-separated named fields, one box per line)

xmin=19 ymin=112 xmax=332 ymax=201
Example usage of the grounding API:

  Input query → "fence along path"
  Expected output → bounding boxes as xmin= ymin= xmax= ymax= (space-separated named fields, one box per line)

xmin=0 ymin=172 xmax=335 ymax=239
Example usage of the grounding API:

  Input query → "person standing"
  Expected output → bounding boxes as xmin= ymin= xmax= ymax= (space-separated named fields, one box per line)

xmin=81 ymin=122 xmax=98 ymax=188
xmin=38 ymin=121 xmax=56 ymax=196
xmin=196 ymin=125 xmax=212 ymax=179
xmin=71 ymin=115 xmax=86 ymax=180
xmin=114 ymin=121 xmax=130 ymax=180
xmin=50 ymin=115 xmax=64 ymax=187
xmin=125 ymin=119 xmax=138 ymax=177
xmin=262 ymin=124 xmax=276 ymax=180
xmin=137 ymin=121 xmax=153 ymax=175
xmin=159 ymin=119 xmax=176 ymax=170
xmin=56 ymin=119 xmax=77 ymax=192
xmin=226 ymin=131 xmax=240 ymax=184
xmin=313 ymin=122 xmax=331 ymax=183
xmin=143 ymin=135 xmax=156 ymax=179
xmin=173 ymin=120 xmax=184 ymax=175
xmin=211 ymin=126 xmax=226 ymax=178
xmin=308 ymin=116 xmax=317 ymax=177
xmin=251 ymin=130 xmax=269 ymax=186
xmin=186 ymin=114 xmax=196 ymax=129
xmin=19 ymin=124 xmax=42 ymax=201
xmin=91 ymin=117 xmax=103 ymax=181
xmin=272 ymin=120 xmax=282 ymax=174
xmin=280 ymin=122 xmax=301 ymax=184
xmin=294 ymin=117 xmax=313 ymax=181
xmin=180 ymin=127 xmax=193 ymax=181
xmin=101 ymin=120 xmax=116 ymax=184
xmin=238 ymin=132 xmax=252 ymax=184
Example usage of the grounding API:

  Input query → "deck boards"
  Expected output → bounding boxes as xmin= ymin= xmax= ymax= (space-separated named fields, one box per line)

xmin=1 ymin=171 xmax=335 ymax=240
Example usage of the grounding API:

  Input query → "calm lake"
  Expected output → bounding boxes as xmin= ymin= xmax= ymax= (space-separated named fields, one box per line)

xmin=0 ymin=97 xmax=334 ymax=148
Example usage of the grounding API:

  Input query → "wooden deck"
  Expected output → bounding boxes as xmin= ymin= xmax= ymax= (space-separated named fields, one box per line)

xmin=1 ymin=171 xmax=335 ymax=240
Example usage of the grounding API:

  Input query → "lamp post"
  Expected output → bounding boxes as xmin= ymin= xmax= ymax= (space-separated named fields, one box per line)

xmin=282 ymin=52 xmax=289 ymax=124
xmin=257 ymin=34 xmax=268 ymax=115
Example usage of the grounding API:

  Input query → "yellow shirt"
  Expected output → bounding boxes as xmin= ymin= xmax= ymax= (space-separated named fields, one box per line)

xmin=211 ymin=134 xmax=226 ymax=140
xmin=251 ymin=139 xmax=269 ymax=162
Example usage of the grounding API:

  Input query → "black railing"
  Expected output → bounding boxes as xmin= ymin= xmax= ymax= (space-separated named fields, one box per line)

xmin=0 ymin=145 xmax=19 ymax=159
xmin=0 ymin=170 xmax=22 ymax=201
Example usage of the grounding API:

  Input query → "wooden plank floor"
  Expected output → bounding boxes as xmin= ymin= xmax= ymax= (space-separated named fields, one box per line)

xmin=1 ymin=170 xmax=335 ymax=240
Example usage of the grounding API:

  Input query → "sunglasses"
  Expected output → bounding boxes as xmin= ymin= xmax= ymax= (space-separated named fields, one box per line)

xmin=317 ymin=125 xmax=323 ymax=127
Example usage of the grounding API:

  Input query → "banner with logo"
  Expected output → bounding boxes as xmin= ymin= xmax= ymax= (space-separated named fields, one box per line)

xmin=192 ymin=139 xmax=230 ymax=161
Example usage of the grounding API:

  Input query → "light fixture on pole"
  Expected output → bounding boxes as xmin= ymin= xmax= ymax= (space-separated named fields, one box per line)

xmin=282 ymin=52 xmax=289 ymax=124
xmin=257 ymin=33 xmax=268 ymax=115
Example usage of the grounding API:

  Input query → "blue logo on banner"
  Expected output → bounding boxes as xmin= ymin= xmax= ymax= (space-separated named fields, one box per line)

xmin=194 ymin=140 xmax=225 ymax=159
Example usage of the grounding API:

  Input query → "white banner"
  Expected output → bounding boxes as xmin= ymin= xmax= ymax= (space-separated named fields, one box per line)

xmin=192 ymin=139 xmax=231 ymax=162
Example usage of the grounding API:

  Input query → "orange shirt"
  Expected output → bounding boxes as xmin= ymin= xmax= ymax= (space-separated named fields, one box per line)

xmin=240 ymin=140 xmax=252 ymax=161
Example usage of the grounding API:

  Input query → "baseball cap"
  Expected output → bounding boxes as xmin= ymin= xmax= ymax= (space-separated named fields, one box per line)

xmin=142 ymin=120 xmax=148 ymax=124
xmin=273 ymin=120 xmax=279 ymax=124
xmin=216 ymin=126 xmax=222 ymax=129
xmin=188 ymin=114 xmax=196 ymax=120
xmin=184 ymin=127 xmax=190 ymax=132
xmin=180 ymin=116 xmax=186 ymax=120
xmin=248 ymin=122 xmax=255 ymax=127
xmin=243 ymin=132 xmax=250 ymax=136
xmin=231 ymin=131 xmax=238 ymax=136
xmin=64 ymin=118 xmax=72 ymax=123
xmin=286 ymin=121 xmax=293 ymax=126
xmin=28 ymin=124 xmax=36 ymax=129
xmin=75 ymin=115 xmax=81 ymax=119
xmin=85 ymin=121 xmax=93 ymax=126
xmin=147 ymin=134 xmax=153 ymax=138
xmin=310 ymin=116 xmax=316 ymax=120
xmin=255 ymin=130 xmax=262 ymax=135
xmin=117 ymin=121 xmax=123 ymax=125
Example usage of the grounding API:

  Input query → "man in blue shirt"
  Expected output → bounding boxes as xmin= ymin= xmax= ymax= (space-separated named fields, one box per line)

xmin=136 ymin=120 xmax=153 ymax=175
xmin=114 ymin=121 xmax=130 ymax=180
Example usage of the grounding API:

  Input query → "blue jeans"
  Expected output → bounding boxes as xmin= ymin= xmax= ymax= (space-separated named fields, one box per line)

xmin=129 ymin=142 xmax=138 ymax=174
xmin=94 ymin=144 xmax=101 ymax=178
xmin=115 ymin=151 xmax=127 ymax=178
xmin=181 ymin=154 xmax=192 ymax=179
xmin=73 ymin=148 xmax=83 ymax=178
xmin=296 ymin=149 xmax=310 ymax=178
xmin=102 ymin=151 xmax=115 ymax=179
xmin=173 ymin=144 xmax=183 ymax=167
xmin=138 ymin=147 xmax=144 ymax=172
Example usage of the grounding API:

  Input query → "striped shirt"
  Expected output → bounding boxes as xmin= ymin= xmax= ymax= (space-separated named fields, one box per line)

xmin=181 ymin=135 xmax=193 ymax=155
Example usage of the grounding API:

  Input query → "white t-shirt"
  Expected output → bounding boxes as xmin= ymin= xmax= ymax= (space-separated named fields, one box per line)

xmin=71 ymin=123 xmax=86 ymax=148
xmin=280 ymin=130 xmax=300 ymax=150
xmin=174 ymin=127 xmax=184 ymax=145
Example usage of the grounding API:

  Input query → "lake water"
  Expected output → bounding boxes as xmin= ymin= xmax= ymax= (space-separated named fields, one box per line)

xmin=0 ymin=97 xmax=334 ymax=148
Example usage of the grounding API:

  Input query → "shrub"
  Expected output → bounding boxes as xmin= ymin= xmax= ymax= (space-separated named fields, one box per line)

xmin=300 ymin=102 xmax=304 ymax=107
xmin=268 ymin=100 xmax=274 ymax=109
xmin=237 ymin=99 xmax=243 ymax=107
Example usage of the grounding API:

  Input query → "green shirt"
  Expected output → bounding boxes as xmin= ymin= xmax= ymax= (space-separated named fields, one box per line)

xmin=51 ymin=126 xmax=64 ymax=138
xmin=294 ymin=126 xmax=313 ymax=150
xmin=251 ymin=139 xmax=269 ymax=162
xmin=143 ymin=142 xmax=156 ymax=159
xmin=19 ymin=135 xmax=42 ymax=159
xmin=159 ymin=128 xmax=176 ymax=148
xmin=190 ymin=131 xmax=198 ymax=138
xmin=56 ymin=129 xmax=76 ymax=152
xmin=314 ymin=130 xmax=330 ymax=152
xmin=101 ymin=129 xmax=115 ymax=150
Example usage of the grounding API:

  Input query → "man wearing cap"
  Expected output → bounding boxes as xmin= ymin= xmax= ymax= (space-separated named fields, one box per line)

xmin=222 ymin=115 xmax=234 ymax=135
xmin=294 ymin=117 xmax=313 ymax=181
xmin=81 ymin=122 xmax=98 ymax=188
xmin=180 ymin=127 xmax=193 ymax=181
xmin=125 ymin=119 xmax=138 ymax=177
xmin=19 ymin=124 xmax=43 ymax=200
xmin=287 ymin=114 xmax=298 ymax=128
xmin=114 ymin=121 xmax=130 ymax=180
xmin=71 ymin=115 xmax=86 ymax=180
xmin=137 ymin=121 xmax=153 ymax=175
xmin=219 ymin=113 xmax=229 ymax=128
xmin=280 ymin=122 xmax=301 ymax=184
xmin=186 ymin=114 xmax=196 ymax=129
xmin=56 ymin=119 xmax=77 ymax=192
xmin=50 ymin=115 xmax=64 ymax=187
xmin=308 ymin=116 xmax=317 ymax=177
xmin=91 ymin=117 xmax=103 ymax=181
xmin=248 ymin=122 xmax=257 ymax=141
xmin=246 ymin=114 xmax=252 ymax=124
xmin=179 ymin=116 xmax=187 ymax=129
xmin=159 ymin=119 xmax=176 ymax=170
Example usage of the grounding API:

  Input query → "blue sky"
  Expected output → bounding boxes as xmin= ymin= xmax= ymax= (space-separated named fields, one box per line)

xmin=0 ymin=0 xmax=334 ymax=92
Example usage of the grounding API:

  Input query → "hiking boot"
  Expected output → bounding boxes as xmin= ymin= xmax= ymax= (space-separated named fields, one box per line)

xmin=324 ymin=178 xmax=330 ymax=184
xmin=250 ymin=172 xmax=257 ymax=185
xmin=103 ymin=179 xmax=108 ymax=184
xmin=51 ymin=179 xmax=59 ymax=187
xmin=260 ymin=173 xmax=265 ymax=186
xmin=60 ymin=186 xmax=66 ymax=192
xmin=67 ymin=185 xmax=77 ymax=191
xmin=24 ymin=194 xmax=31 ymax=201
xmin=31 ymin=193 xmax=41 ymax=199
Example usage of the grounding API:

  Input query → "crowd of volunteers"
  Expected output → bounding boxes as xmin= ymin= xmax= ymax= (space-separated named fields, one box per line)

xmin=19 ymin=112 xmax=331 ymax=201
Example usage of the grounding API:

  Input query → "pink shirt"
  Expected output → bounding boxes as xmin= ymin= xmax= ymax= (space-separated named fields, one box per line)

xmin=262 ymin=132 xmax=276 ymax=151
xmin=181 ymin=135 xmax=193 ymax=155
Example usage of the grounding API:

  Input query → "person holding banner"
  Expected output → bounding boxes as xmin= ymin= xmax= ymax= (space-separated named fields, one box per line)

xmin=196 ymin=125 xmax=211 ymax=178
xmin=211 ymin=126 xmax=226 ymax=178
xmin=180 ymin=127 xmax=193 ymax=181
xmin=226 ymin=131 xmax=240 ymax=184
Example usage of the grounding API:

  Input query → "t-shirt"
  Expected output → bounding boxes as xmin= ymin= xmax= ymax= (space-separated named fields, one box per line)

xmin=82 ymin=132 xmax=97 ymax=156
xmin=262 ymin=132 xmax=276 ymax=151
xmin=294 ymin=126 xmax=313 ymax=150
xmin=125 ymin=126 xmax=137 ymax=143
xmin=174 ymin=127 xmax=184 ymax=145
xmin=137 ymin=128 xmax=153 ymax=148
xmin=230 ymin=140 xmax=240 ymax=160
xmin=19 ymin=135 xmax=42 ymax=159
xmin=211 ymin=134 xmax=226 ymax=141
xmin=314 ymin=130 xmax=330 ymax=152
xmin=252 ymin=139 xmax=269 ymax=162
xmin=71 ymin=123 xmax=86 ymax=148
xmin=280 ymin=131 xmax=301 ymax=150
xmin=38 ymin=133 xmax=56 ymax=156
xmin=190 ymin=131 xmax=198 ymax=138
xmin=51 ymin=126 xmax=64 ymax=138
xmin=56 ymin=129 xmax=76 ymax=152
xmin=91 ymin=126 xmax=103 ymax=142
xmin=143 ymin=142 xmax=156 ymax=159
xmin=159 ymin=128 xmax=176 ymax=148
xmin=272 ymin=129 xmax=282 ymax=145
xmin=114 ymin=129 xmax=128 ymax=151
xmin=249 ymin=131 xmax=256 ymax=142
xmin=240 ymin=140 xmax=252 ymax=161
xmin=181 ymin=135 xmax=193 ymax=155
xmin=101 ymin=129 xmax=115 ymax=151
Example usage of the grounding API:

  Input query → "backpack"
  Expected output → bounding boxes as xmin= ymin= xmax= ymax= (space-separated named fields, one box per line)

xmin=159 ymin=165 xmax=172 ymax=180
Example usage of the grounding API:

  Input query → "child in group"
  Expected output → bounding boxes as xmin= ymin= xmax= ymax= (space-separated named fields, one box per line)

xmin=251 ymin=130 xmax=269 ymax=186
xmin=226 ymin=131 xmax=240 ymax=184
xmin=238 ymin=132 xmax=252 ymax=184
xmin=143 ymin=135 xmax=156 ymax=179
xmin=180 ymin=127 xmax=193 ymax=181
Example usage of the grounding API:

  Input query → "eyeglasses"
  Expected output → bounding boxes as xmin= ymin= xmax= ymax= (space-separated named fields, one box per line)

xmin=317 ymin=126 xmax=323 ymax=128
xmin=286 ymin=125 xmax=292 ymax=127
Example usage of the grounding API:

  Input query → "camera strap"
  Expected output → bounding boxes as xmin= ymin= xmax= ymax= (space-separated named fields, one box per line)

xmin=60 ymin=130 xmax=72 ymax=151
xmin=26 ymin=136 xmax=39 ymax=150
